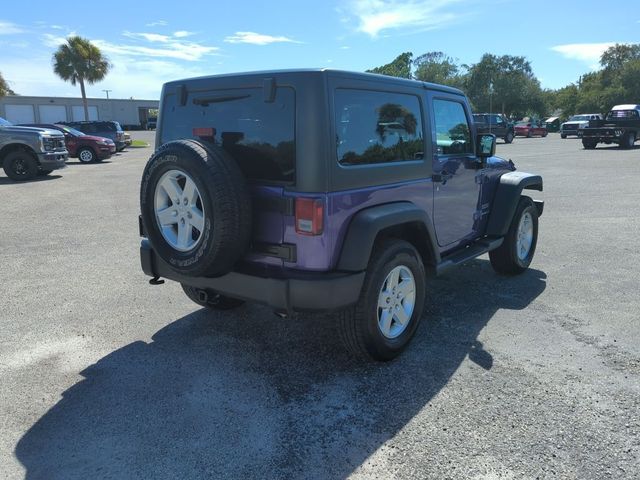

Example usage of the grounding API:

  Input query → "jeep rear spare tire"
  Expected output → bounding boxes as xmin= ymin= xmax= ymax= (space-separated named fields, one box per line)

xmin=140 ymin=140 xmax=252 ymax=277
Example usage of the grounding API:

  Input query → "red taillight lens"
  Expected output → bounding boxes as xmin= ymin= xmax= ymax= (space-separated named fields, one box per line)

xmin=295 ymin=197 xmax=324 ymax=235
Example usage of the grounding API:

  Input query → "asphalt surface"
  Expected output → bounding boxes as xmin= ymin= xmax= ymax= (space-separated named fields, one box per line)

xmin=1 ymin=132 xmax=638 ymax=479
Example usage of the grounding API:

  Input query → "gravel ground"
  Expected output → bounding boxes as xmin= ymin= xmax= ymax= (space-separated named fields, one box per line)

xmin=1 ymin=132 xmax=638 ymax=479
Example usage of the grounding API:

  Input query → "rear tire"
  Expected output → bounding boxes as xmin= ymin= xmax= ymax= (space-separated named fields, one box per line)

xmin=340 ymin=239 xmax=426 ymax=361
xmin=3 ymin=150 xmax=39 ymax=181
xmin=582 ymin=138 xmax=597 ymax=149
xmin=140 ymin=140 xmax=252 ymax=278
xmin=181 ymin=284 xmax=245 ymax=310
xmin=489 ymin=197 xmax=539 ymax=275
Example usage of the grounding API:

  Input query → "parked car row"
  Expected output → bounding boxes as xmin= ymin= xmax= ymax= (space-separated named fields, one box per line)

xmin=1 ymin=117 xmax=135 ymax=181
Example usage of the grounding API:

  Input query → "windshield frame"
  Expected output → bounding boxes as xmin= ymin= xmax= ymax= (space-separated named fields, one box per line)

xmin=0 ymin=117 xmax=12 ymax=127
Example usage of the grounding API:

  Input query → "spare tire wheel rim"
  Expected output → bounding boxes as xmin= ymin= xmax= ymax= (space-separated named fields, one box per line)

xmin=154 ymin=169 xmax=206 ymax=252
xmin=377 ymin=265 xmax=416 ymax=339
xmin=516 ymin=211 xmax=534 ymax=261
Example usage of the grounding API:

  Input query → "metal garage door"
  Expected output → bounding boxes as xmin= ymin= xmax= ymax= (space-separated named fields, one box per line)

xmin=4 ymin=104 xmax=35 ymax=124
xmin=72 ymin=106 xmax=98 ymax=121
xmin=39 ymin=105 xmax=67 ymax=123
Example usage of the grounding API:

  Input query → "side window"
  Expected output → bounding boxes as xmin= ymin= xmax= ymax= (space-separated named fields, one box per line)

xmin=493 ymin=115 xmax=504 ymax=125
xmin=433 ymin=99 xmax=473 ymax=155
xmin=335 ymin=89 xmax=424 ymax=166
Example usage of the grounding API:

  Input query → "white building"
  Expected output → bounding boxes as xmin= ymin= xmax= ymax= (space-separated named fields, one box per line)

xmin=0 ymin=95 xmax=159 ymax=129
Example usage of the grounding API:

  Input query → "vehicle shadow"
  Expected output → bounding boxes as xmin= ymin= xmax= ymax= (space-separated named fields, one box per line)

xmin=66 ymin=160 xmax=113 ymax=166
xmin=0 ymin=174 xmax=62 ymax=185
xmin=15 ymin=260 xmax=546 ymax=479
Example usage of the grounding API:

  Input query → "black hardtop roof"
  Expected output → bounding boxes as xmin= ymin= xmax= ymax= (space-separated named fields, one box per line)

xmin=163 ymin=68 xmax=464 ymax=96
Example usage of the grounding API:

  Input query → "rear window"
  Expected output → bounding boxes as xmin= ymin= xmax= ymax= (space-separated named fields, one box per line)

xmin=607 ymin=110 xmax=639 ymax=119
xmin=163 ymin=87 xmax=295 ymax=183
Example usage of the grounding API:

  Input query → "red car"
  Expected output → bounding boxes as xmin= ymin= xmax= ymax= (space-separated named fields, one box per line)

xmin=514 ymin=120 xmax=548 ymax=138
xmin=21 ymin=123 xmax=116 ymax=163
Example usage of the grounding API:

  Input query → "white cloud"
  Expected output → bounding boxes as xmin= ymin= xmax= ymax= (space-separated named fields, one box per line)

xmin=146 ymin=20 xmax=168 ymax=27
xmin=42 ymin=32 xmax=218 ymax=62
xmin=123 ymin=32 xmax=172 ymax=43
xmin=42 ymin=33 xmax=77 ymax=48
xmin=93 ymin=39 xmax=218 ymax=61
xmin=342 ymin=0 xmax=465 ymax=37
xmin=224 ymin=31 xmax=301 ymax=45
xmin=0 ymin=20 xmax=24 ymax=35
xmin=551 ymin=42 xmax=618 ymax=69
xmin=173 ymin=31 xmax=195 ymax=38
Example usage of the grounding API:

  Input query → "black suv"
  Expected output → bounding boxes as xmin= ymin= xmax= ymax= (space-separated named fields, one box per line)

xmin=62 ymin=120 xmax=126 ymax=152
xmin=139 ymin=69 xmax=543 ymax=361
xmin=473 ymin=113 xmax=515 ymax=144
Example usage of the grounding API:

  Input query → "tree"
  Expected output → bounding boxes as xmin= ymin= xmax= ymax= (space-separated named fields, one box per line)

xmin=413 ymin=51 xmax=463 ymax=88
xmin=0 ymin=71 xmax=15 ymax=97
xmin=52 ymin=36 xmax=110 ymax=121
xmin=464 ymin=54 xmax=545 ymax=117
xmin=366 ymin=52 xmax=413 ymax=79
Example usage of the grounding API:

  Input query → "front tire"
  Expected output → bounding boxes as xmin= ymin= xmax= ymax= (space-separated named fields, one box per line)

xmin=489 ymin=197 xmax=539 ymax=275
xmin=582 ymin=138 xmax=597 ymax=149
xmin=181 ymin=284 xmax=245 ymax=310
xmin=3 ymin=150 xmax=39 ymax=181
xmin=620 ymin=132 xmax=636 ymax=149
xmin=340 ymin=239 xmax=426 ymax=361
xmin=78 ymin=147 xmax=96 ymax=163
xmin=504 ymin=131 xmax=514 ymax=144
xmin=560 ymin=133 xmax=567 ymax=139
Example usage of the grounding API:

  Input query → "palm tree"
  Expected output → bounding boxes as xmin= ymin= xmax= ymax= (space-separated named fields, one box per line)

xmin=0 ymin=71 xmax=15 ymax=97
xmin=52 ymin=36 xmax=110 ymax=121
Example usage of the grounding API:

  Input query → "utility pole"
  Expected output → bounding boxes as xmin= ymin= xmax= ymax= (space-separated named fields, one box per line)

xmin=102 ymin=89 xmax=112 ymax=99
xmin=488 ymin=81 xmax=494 ymax=134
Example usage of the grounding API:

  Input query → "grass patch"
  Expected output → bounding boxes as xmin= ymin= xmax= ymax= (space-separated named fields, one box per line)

xmin=130 ymin=140 xmax=150 ymax=148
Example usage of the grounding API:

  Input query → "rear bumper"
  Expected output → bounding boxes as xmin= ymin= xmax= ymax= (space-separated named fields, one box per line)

xmin=140 ymin=240 xmax=365 ymax=313
xmin=37 ymin=152 xmax=68 ymax=170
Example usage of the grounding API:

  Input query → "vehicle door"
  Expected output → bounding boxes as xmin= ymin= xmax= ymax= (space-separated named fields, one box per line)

xmin=491 ymin=114 xmax=506 ymax=137
xmin=429 ymin=95 xmax=482 ymax=248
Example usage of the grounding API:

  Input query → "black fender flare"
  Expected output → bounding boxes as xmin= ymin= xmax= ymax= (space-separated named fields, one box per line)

xmin=337 ymin=202 xmax=440 ymax=272
xmin=486 ymin=171 xmax=543 ymax=236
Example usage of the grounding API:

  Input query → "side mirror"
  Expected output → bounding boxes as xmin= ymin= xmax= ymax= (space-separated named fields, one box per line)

xmin=476 ymin=133 xmax=496 ymax=158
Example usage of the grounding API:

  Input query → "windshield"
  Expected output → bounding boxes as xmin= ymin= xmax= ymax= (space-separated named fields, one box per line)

xmin=57 ymin=125 xmax=85 ymax=136
xmin=569 ymin=115 xmax=590 ymax=121
xmin=0 ymin=117 xmax=12 ymax=126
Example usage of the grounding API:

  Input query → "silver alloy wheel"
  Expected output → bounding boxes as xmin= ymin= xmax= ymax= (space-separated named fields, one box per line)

xmin=79 ymin=149 xmax=94 ymax=163
xmin=377 ymin=265 xmax=416 ymax=339
xmin=154 ymin=169 xmax=206 ymax=252
xmin=516 ymin=211 xmax=534 ymax=261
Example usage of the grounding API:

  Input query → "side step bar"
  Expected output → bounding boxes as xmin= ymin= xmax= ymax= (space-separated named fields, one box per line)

xmin=435 ymin=238 xmax=503 ymax=276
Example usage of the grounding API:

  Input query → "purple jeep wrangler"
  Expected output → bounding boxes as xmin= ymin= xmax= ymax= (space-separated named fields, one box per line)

xmin=139 ymin=69 xmax=543 ymax=361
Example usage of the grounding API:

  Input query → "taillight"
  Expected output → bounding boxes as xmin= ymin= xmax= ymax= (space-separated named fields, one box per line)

xmin=295 ymin=197 xmax=324 ymax=235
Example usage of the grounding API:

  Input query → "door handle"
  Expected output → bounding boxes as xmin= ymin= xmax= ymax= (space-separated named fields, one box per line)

xmin=432 ymin=169 xmax=451 ymax=183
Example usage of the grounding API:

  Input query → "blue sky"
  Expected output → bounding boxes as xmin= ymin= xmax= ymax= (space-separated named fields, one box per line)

xmin=0 ymin=0 xmax=638 ymax=100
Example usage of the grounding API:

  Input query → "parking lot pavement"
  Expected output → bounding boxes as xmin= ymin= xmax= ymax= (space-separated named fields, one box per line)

xmin=1 ymin=134 xmax=638 ymax=479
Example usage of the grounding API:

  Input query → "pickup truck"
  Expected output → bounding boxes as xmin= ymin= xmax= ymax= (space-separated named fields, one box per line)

xmin=581 ymin=105 xmax=640 ymax=149
xmin=0 ymin=117 xmax=68 ymax=180
xmin=472 ymin=113 xmax=515 ymax=143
